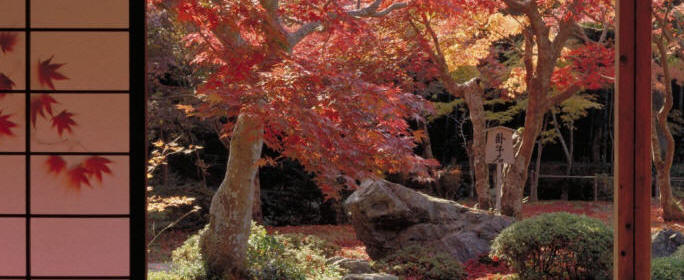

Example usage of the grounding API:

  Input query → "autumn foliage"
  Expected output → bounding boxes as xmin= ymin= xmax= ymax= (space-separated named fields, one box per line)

xmin=164 ymin=0 xmax=441 ymax=197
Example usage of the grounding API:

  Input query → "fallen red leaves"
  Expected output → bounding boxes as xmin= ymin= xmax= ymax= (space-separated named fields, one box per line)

xmin=464 ymin=255 xmax=512 ymax=280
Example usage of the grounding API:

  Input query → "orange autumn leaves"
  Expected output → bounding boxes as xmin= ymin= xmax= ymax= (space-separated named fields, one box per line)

xmin=46 ymin=155 xmax=113 ymax=190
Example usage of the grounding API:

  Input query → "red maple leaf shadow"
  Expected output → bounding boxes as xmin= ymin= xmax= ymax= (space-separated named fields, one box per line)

xmin=29 ymin=94 xmax=58 ymax=126
xmin=37 ymin=56 xmax=68 ymax=90
xmin=45 ymin=156 xmax=114 ymax=191
xmin=67 ymin=165 xmax=91 ymax=190
xmin=0 ymin=32 xmax=18 ymax=54
xmin=51 ymin=110 xmax=76 ymax=136
xmin=46 ymin=155 xmax=66 ymax=174
xmin=83 ymin=156 xmax=112 ymax=183
xmin=0 ymin=110 xmax=17 ymax=137
xmin=0 ymin=73 xmax=15 ymax=90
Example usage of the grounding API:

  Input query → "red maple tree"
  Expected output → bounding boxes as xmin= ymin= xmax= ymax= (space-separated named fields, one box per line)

xmin=152 ymin=0 xmax=438 ymax=277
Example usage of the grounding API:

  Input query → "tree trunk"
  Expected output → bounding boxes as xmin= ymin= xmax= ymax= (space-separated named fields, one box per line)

xmin=252 ymin=174 xmax=263 ymax=224
xmin=463 ymin=82 xmax=491 ymax=210
xmin=652 ymin=104 xmax=684 ymax=221
xmin=200 ymin=113 xmax=264 ymax=279
xmin=530 ymin=122 xmax=546 ymax=203
xmin=679 ymin=85 xmax=683 ymax=111
xmin=652 ymin=36 xmax=684 ymax=221
xmin=421 ymin=120 xmax=434 ymax=159
xmin=501 ymin=94 xmax=546 ymax=218
xmin=551 ymin=111 xmax=572 ymax=200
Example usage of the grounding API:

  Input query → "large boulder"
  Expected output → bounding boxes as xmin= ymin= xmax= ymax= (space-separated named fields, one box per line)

xmin=652 ymin=228 xmax=684 ymax=258
xmin=344 ymin=179 xmax=513 ymax=263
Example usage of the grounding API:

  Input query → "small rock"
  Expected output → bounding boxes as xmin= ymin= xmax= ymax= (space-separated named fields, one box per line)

xmin=652 ymin=228 xmax=684 ymax=258
xmin=334 ymin=259 xmax=373 ymax=274
xmin=342 ymin=273 xmax=398 ymax=280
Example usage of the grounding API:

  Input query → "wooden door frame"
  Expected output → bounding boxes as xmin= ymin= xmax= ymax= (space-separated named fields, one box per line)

xmin=615 ymin=0 xmax=652 ymax=279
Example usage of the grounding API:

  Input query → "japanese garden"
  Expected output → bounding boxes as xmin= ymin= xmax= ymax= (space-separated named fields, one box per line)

xmin=142 ymin=0 xmax=684 ymax=279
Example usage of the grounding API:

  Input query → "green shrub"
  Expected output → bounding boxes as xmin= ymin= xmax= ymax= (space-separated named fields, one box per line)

xmin=671 ymin=245 xmax=684 ymax=259
xmin=149 ymin=223 xmax=342 ymax=280
xmin=652 ymin=256 xmax=684 ymax=280
xmin=491 ymin=212 xmax=613 ymax=280
xmin=372 ymin=246 xmax=466 ymax=280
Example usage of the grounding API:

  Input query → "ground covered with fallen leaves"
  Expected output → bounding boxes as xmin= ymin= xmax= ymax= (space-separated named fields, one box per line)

xmin=149 ymin=200 xmax=684 ymax=279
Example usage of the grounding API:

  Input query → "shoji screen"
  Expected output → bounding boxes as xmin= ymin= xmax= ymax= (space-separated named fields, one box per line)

xmin=0 ymin=0 xmax=145 ymax=278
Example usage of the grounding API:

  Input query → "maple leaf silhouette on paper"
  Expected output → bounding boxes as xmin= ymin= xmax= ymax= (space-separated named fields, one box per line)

xmin=0 ymin=73 xmax=15 ymax=90
xmin=30 ymin=94 xmax=58 ymax=126
xmin=44 ymin=156 xmax=114 ymax=191
xmin=0 ymin=110 xmax=17 ymax=137
xmin=51 ymin=110 xmax=76 ymax=136
xmin=83 ymin=156 xmax=112 ymax=183
xmin=37 ymin=56 xmax=68 ymax=90
xmin=67 ymin=165 xmax=91 ymax=190
xmin=46 ymin=155 xmax=66 ymax=174
xmin=0 ymin=32 xmax=18 ymax=54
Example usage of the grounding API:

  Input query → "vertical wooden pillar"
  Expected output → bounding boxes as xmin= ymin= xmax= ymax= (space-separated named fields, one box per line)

xmin=615 ymin=0 xmax=651 ymax=279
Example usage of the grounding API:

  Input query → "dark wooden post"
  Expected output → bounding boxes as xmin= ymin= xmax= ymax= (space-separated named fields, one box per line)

xmin=615 ymin=0 xmax=651 ymax=279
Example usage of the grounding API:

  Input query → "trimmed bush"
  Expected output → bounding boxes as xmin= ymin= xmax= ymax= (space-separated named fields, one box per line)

xmin=149 ymin=223 xmax=342 ymax=280
xmin=372 ymin=246 xmax=467 ymax=280
xmin=671 ymin=245 xmax=684 ymax=259
xmin=491 ymin=212 xmax=613 ymax=280
xmin=652 ymin=256 xmax=684 ymax=280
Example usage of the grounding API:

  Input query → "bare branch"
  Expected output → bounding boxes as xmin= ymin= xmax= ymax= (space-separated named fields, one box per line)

xmin=546 ymin=85 xmax=581 ymax=107
xmin=288 ymin=0 xmax=408 ymax=46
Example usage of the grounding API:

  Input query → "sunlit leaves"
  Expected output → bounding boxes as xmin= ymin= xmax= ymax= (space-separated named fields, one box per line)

xmin=147 ymin=195 xmax=198 ymax=213
xmin=553 ymin=42 xmax=615 ymax=92
xmin=501 ymin=67 xmax=527 ymax=96
xmin=148 ymin=138 xmax=203 ymax=179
